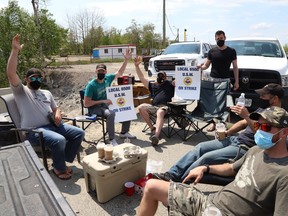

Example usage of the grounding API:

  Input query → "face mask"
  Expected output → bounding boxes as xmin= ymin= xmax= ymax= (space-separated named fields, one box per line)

xmin=29 ymin=81 xmax=42 ymax=90
xmin=97 ymin=73 xmax=105 ymax=80
xmin=259 ymin=98 xmax=270 ymax=109
xmin=217 ymin=40 xmax=225 ymax=47
xmin=254 ymin=129 xmax=282 ymax=149
xmin=157 ymin=77 xmax=164 ymax=83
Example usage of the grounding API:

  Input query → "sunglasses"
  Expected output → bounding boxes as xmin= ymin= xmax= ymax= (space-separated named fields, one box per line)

xmin=29 ymin=77 xmax=42 ymax=82
xmin=254 ymin=122 xmax=272 ymax=132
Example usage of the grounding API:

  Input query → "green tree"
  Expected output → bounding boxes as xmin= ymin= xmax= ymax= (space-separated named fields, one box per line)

xmin=0 ymin=0 xmax=68 ymax=88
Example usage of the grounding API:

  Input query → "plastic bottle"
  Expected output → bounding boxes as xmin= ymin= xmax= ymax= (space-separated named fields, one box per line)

xmin=236 ymin=93 xmax=245 ymax=107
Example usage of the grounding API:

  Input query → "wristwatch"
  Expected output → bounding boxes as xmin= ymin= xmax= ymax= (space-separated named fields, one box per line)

xmin=204 ymin=164 xmax=210 ymax=174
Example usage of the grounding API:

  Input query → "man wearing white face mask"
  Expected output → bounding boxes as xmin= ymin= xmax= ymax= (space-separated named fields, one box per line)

xmin=137 ymin=106 xmax=288 ymax=216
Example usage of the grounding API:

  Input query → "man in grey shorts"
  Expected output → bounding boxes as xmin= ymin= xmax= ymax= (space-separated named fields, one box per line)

xmin=137 ymin=106 xmax=288 ymax=216
xmin=134 ymin=56 xmax=175 ymax=145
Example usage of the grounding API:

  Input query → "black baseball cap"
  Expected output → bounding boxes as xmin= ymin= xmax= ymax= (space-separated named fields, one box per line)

xmin=157 ymin=71 xmax=167 ymax=78
xmin=255 ymin=83 xmax=284 ymax=99
xmin=26 ymin=68 xmax=43 ymax=78
xmin=96 ymin=64 xmax=107 ymax=72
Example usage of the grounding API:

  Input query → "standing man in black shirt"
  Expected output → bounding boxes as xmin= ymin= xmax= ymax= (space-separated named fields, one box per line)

xmin=199 ymin=30 xmax=239 ymax=131
xmin=134 ymin=56 xmax=175 ymax=145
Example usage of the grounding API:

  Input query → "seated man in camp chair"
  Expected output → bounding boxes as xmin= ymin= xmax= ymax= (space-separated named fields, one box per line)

xmin=84 ymin=49 xmax=136 ymax=146
xmin=6 ymin=34 xmax=85 ymax=180
xmin=152 ymin=83 xmax=284 ymax=182
xmin=134 ymin=56 xmax=175 ymax=146
xmin=138 ymin=106 xmax=288 ymax=216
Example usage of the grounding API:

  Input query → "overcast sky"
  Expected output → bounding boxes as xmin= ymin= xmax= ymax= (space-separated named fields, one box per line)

xmin=1 ymin=0 xmax=288 ymax=45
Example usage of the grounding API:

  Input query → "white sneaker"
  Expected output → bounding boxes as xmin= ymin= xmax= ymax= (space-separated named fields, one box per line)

xmin=120 ymin=132 xmax=136 ymax=139
xmin=109 ymin=139 xmax=118 ymax=146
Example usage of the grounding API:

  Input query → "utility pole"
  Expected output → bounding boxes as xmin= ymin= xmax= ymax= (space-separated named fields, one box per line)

xmin=184 ymin=29 xmax=187 ymax=42
xmin=162 ymin=0 xmax=166 ymax=47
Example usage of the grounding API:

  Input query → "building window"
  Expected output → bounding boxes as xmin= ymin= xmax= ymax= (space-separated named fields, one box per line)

xmin=130 ymin=48 xmax=134 ymax=53
xmin=118 ymin=48 xmax=122 ymax=53
xmin=104 ymin=49 xmax=108 ymax=54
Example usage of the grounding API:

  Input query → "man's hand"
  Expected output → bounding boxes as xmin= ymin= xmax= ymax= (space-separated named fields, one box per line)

xmin=12 ymin=34 xmax=24 ymax=52
xmin=54 ymin=111 xmax=62 ymax=127
xmin=230 ymin=105 xmax=250 ymax=119
xmin=134 ymin=56 xmax=142 ymax=67
xmin=233 ymin=82 xmax=239 ymax=91
xmin=123 ymin=48 xmax=132 ymax=60
xmin=182 ymin=166 xmax=207 ymax=185
xmin=104 ymin=99 xmax=112 ymax=105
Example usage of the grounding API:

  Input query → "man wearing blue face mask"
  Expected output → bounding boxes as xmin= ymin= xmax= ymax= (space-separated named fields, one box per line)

xmin=7 ymin=35 xmax=85 ymax=180
xmin=84 ymin=49 xmax=136 ymax=146
xmin=137 ymin=106 xmax=288 ymax=216
xmin=152 ymin=83 xmax=283 ymax=182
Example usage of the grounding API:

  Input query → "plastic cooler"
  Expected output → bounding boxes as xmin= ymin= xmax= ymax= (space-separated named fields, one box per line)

xmin=82 ymin=143 xmax=147 ymax=203
xmin=0 ymin=141 xmax=75 ymax=215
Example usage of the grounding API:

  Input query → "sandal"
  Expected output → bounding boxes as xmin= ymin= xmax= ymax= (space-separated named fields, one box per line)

xmin=53 ymin=169 xmax=72 ymax=180
xmin=207 ymin=123 xmax=216 ymax=132
xmin=66 ymin=166 xmax=72 ymax=174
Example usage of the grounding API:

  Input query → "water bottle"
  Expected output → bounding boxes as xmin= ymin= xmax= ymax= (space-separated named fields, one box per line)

xmin=236 ymin=93 xmax=245 ymax=107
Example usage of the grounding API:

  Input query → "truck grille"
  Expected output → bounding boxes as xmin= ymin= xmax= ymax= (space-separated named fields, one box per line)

xmin=229 ymin=69 xmax=281 ymax=111
xmin=154 ymin=60 xmax=185 ymax=71
xmin=230 ymin=69 xmax=281 ymax=91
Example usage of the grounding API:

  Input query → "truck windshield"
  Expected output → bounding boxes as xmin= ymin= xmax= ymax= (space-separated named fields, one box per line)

xmin=226 ymin=40 xmax=284 ymax=58
xmin=163 ymin=44 xmax=200 ymax=55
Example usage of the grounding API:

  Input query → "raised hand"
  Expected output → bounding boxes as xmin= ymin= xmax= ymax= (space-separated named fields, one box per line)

xmin=12 ymin=34 xmax=23 ymax=52
xmin=134 ymin=56 xmax=142 ymax=67
xmin=123 ymin=48 xmax=132 ymax=60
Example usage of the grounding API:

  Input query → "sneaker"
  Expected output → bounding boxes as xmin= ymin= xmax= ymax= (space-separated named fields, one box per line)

xmin=152 ymin=172 xmax=175 ymax=182
xmin=150 ymin=135 xmax=159 ymax=146
xmin=120 ymin=132 xmax=136 ymax=139
xmin=109 ymin=139 xmax=118 ymax=146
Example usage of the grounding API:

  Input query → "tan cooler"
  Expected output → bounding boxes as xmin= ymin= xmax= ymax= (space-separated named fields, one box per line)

xmin=82 ymin=143 xmax=148 ymax=203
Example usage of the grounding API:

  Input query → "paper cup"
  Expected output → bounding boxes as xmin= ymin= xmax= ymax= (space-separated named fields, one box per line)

xmin=124 ymin=182 xmax=135 ymax=196
xmin=97 ymin=142 xmax=106 ymax=159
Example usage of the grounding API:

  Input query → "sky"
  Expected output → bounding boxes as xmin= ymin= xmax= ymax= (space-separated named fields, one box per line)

xmin=1 ymin=0 xmax=288 ymax=45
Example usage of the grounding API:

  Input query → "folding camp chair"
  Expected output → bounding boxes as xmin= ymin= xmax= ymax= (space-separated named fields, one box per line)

xmin=183 ymin=80 xmax=230 ymax=141
xmin=77 ymin=89 xmax=107 ymax=143
xmin=0 ymin=93 xmax=81 ymax=171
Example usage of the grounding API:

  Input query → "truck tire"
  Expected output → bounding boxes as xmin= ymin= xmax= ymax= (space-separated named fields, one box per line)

xmin=144 ymin=62 xmax=149 ymax=71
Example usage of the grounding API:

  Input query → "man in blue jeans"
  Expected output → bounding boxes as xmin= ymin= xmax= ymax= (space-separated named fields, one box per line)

xmin=153 ymin=83 xmax=284 ymax=182
xmin=7 ymin=35 xmax=85 ymax=180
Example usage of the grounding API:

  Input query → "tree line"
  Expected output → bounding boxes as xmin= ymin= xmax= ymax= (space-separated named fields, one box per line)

xmin=0 ymin=0 xmax=164 ymax=88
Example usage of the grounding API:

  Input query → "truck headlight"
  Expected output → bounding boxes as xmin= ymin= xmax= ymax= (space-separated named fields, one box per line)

xmin=187 ymin=59 xmax=196 ymax=66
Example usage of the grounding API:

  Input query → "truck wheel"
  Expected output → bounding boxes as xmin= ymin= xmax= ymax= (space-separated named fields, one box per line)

xmin=148 ymin=70 xmax=152 ymax=77
xmin=144 ymin=62 xmax=149 ymax=71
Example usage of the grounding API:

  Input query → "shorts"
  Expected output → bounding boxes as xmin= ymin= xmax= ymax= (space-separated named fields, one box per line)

xmin=146 ymin=104 xmax=169 ymax=116
xmin=168 ymin=182 xmax=209 ymax=216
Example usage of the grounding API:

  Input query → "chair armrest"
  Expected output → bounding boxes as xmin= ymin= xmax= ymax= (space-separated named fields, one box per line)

xmin=62 ymin=117 xmax=76 ymax=126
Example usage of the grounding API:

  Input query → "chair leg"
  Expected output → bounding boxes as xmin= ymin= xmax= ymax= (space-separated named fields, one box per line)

xmin=38 ymin=131 xmax=48 ymax=171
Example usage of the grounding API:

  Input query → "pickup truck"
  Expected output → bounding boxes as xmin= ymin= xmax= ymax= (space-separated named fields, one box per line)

xmin=142 ymin=50 xmax=164 ymax=72
xmin=224 ymin=37 xmax=288 ymax=110
xmin=147 ymin=41 xmax=211 ymax=77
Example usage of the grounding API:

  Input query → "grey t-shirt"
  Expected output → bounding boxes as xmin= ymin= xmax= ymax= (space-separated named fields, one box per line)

xmin=11 ymin=83 xmax=57 ymax=128
xmin=211 ymin=146 xmax=288 ymax=216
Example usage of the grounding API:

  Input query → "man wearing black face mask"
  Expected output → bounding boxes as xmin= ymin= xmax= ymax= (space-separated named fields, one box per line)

xmin=134 ymin=56 xmax=175 ymax=145
xmin=198 ymin=30 xmax=239 ymax=132
xmin=6 ymin=35 xmax=85 ymax=180
xmin=84 ymin=49 xmax=136 ymax=146
xmin=152 ymin=83 xmax=284 ymax=183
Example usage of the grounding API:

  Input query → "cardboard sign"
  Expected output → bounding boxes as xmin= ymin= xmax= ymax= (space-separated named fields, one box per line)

xmin=174 ymin=66 xmax=201 ymax=100
xmin=106 ymin=84 xmax=137 ymax=123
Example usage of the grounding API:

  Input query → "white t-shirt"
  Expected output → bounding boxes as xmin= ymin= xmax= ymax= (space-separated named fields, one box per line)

xmin=11 ymin=83 xmax=57 ymax=128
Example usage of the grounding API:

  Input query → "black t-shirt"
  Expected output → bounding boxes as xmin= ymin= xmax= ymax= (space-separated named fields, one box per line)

xmin=149 ymin=80 xmax=175 ymax=106
xmin=208 ymin=46 xmax=237 ymax=78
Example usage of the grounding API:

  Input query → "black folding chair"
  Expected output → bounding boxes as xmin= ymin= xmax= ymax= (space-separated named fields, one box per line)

xmin=77 ymin=90 xmax=107 ymax=143
xmin=183 ymin=80 xmax=230 ymax=141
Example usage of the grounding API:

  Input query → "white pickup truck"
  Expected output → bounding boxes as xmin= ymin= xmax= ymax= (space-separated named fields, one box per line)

xmin=147 ymin=41 xmax=211 ymax=77
xmin=224 ymin=37 xmax=288 ymax=110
